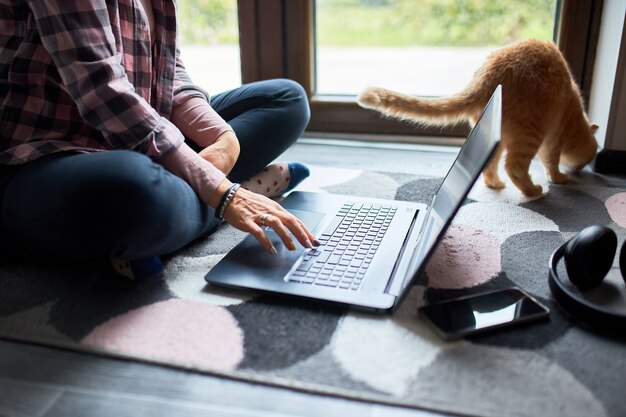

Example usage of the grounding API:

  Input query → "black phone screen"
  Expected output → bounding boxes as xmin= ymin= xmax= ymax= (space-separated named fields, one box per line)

xmin=418 ymin=287 xmax=550 ymax=340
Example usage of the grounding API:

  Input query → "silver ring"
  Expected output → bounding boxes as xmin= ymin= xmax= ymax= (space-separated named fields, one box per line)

xmin=260 ymin=214 xmax=268 ymax=226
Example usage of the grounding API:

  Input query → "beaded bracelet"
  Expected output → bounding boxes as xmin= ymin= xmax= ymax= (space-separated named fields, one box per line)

xmin=216 ymin=183 xmax=241 ymax=220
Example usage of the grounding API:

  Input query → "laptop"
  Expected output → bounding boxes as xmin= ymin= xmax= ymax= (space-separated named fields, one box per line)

xmin=205 ymin=85 xmax=502 ymax=313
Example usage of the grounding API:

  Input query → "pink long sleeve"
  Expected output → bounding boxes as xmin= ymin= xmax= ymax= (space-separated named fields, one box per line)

xmin=170 ymin=97 xmax=233 ymax=148
xmin=158 ymin=143 xmax=226 ymax=205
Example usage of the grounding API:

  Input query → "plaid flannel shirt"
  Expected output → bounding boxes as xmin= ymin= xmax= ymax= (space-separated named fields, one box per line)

xmin=0 ymin=0 xmax=208 ymax=165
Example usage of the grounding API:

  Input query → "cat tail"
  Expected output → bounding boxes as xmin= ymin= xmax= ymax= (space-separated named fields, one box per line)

xmin=357 ymin=86 xmax=484 ymax=126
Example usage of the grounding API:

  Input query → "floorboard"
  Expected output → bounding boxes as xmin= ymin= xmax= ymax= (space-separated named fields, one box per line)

xmin=285 ymin=139 xmax=458 ymax=177
xmin=0 ymin=340 xmax=441 ymax=417
xmin=0 ymin=378 xmax=62 ymax=417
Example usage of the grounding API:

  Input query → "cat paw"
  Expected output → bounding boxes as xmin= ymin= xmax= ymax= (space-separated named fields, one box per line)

xmin=483 ymin=177 xmax=506 ymax=189
xmin=357 ymin=87 xmax=383 ymax=109
xmin=548 ymin=172 xmax=568 ymax=184
xmin=521 ymin=184 xmax=543 ymax=197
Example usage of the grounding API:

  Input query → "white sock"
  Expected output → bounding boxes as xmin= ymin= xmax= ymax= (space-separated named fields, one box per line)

xmin=241 ymin=162 xmax=309 ymax=198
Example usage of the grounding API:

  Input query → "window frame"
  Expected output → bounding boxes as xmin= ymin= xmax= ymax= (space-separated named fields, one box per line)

xmin=237 ymin=0 xmax=603 ymax=141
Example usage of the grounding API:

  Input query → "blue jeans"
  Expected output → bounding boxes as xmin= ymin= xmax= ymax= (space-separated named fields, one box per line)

xmin=0 ymin=79 xmax=310 ymax=260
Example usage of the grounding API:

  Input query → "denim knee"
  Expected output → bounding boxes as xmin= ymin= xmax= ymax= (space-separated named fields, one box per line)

xmin=274 ymin=78 xmax=311 ymax=132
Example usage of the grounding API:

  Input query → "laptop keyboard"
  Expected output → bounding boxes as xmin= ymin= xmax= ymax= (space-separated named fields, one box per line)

xmin=287 ymin=202 xmax=397 ymax=290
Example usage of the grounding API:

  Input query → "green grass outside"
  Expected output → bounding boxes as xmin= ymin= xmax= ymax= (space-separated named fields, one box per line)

xmin=177 ymin=0 xmax=557 ymax=47
xmin=316 ymin=0 xmax=557 ymax=47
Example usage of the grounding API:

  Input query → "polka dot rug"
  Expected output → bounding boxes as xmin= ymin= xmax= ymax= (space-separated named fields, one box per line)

xmin=1 ymin=165 xmax=625 ymax=417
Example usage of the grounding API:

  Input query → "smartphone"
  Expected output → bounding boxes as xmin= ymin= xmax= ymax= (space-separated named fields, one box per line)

xmin=418 ymin=287 xmax=550 ymax=340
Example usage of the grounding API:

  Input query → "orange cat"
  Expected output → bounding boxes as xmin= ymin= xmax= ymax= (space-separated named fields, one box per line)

xmin=357 ymin=39 xmax=598 ymax=197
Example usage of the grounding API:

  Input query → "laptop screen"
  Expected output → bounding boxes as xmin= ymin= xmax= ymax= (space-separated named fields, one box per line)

xmin=400 ymin=85 xmax=502 ymax=291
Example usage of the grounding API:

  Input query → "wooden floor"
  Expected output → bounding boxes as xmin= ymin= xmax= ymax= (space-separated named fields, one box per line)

xmin=0 ymin=139 xmax=459 ymax=417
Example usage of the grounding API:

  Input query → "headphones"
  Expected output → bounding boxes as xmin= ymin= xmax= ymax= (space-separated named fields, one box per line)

xmin=549 ymin=224 xmax=626 ymax=335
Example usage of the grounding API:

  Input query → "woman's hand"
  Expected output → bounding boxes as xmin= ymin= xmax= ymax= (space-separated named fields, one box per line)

xmin=210 ymin=180 xmax=317 ymax=254
xmin=198 ymin=130 xmax=240 ymax=175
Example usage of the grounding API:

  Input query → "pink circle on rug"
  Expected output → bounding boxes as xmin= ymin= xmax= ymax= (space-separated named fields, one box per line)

xmin=606 ymin=193 xmax=626 ymax=228
xmin=81 ymin=299 xmax=244 ymax=370
xmin=426 ymin=224 xmax=501 ymax=289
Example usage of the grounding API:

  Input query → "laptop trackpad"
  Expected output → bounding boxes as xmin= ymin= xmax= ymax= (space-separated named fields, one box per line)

xmin=215 ymin=209 xmax=326 ymax=280
xmin=285 ymin=208 xmax=327 ymax=232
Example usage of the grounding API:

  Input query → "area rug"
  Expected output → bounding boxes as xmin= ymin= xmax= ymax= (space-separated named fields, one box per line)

xmin=1 ymin=162 xmax=626 ymax=417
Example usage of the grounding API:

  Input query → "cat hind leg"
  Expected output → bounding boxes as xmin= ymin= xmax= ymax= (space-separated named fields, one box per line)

xmin=504 ymin=147 xmax=543 ymax=197
xmin=538 ymin=142 xmax=568 ymax=184
xmin=482 ymin=143 xmax=506 ymax=189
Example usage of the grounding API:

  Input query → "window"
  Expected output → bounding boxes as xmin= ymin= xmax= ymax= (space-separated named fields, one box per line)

xmin=238 ymin=0 xmax=602 ymax=141
xmin=315 ymin=0 xmax=556 ymax=97
xmin=177 ymin=0 xmax=241 ymax=94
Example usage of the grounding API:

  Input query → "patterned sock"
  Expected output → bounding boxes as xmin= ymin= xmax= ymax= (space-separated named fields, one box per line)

xmin=241 ymin=162 xmax=310 ymax=198
xmin=111 ymin=256 xmax=164 ymax=280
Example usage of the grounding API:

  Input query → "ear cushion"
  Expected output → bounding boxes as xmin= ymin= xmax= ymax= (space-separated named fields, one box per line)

xmin=564 ymin=225 xmax=617 ymax=290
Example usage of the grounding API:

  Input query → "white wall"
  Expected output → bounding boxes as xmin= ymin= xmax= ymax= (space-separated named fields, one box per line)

xmin=588 ymin=0 xmax=626 ymax=151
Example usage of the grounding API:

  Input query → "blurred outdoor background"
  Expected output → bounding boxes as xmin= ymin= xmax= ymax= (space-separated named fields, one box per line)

xmin=177 ymin=0 xmax=557 ymax=97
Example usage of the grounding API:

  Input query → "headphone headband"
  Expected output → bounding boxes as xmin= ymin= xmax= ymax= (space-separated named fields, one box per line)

xmin=549 ymin=243 xmax=626 ymax=335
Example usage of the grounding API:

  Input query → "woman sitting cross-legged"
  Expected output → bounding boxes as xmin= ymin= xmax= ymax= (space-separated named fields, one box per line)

xmin=0 ymin=0 xmax=316 ymax=280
